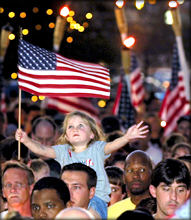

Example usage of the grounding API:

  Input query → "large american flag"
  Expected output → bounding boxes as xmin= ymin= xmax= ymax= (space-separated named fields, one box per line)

xmin=112 ymin=74 xmax=135 ymax=130
xmin=159 ymin=43 xmax=191 ymax=136
xmin=44 ymin=96 xmax=100 ymax=123
xmin=17 ymin=40 xmax=110 ymax=99
xmin=130 ymin=53 xmax=145 ymax=110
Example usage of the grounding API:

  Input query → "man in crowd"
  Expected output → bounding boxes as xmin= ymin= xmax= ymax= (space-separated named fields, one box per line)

xmin=1 ymin=161 xmax=34 ymax=218
xmin=31 ymin=176 xmax=70 ymax=219
xmin=149 ymin=158 xmax=191 ymax=219
xmin=108 ymin=150 xmax=153 ymax=219
xmin=176 ymin=115 xmax=191 ymax=143
xmin=61 ymin=162 xmax=101 ymax=219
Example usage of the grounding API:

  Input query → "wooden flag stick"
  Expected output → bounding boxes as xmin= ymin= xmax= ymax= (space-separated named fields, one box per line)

xmin=18 ymin=88 xmax=21 ymax=160
xmin=114 ymin=6 xmax=130 ymax=75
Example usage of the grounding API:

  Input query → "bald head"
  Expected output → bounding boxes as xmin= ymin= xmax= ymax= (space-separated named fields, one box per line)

xmin=125 ymin=150 xmax=153 ymax=170
xmin=55 ymin=207 xmax=94 ymax=219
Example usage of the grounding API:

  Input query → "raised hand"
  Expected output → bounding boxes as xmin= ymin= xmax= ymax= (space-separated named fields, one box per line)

xmin=125 ymin=121 xmax=149 ymax=141
xmin=15 ymin=128 xmax=28 ymax=143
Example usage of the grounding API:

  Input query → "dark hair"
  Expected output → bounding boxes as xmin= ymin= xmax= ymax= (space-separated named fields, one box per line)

xmin=177 ymin=115 xmax=191 ymax=125
xmin=101 ymin=116 xmax=120 ymax=133
xmin=31 ymin=115 xmax=57 ymax=135
xmin=151 ymin=158 xmax=191 ymax=189
xmin=61 ymin=163 xmax=97 ymax=189
xmin=0 ymin=137 xmax=30 ymax=164
xmin=117 ymin=209 xmax=155 ymax=220
xmin=31 ymin=177 xmax=70 ymax=205
xmin=105 ymin=166 xmax=126 ymax=194
xmin=136 ymin=197 xmax=157 ymax=215
xmin=2 ymin=161 xmax=34 ymax=185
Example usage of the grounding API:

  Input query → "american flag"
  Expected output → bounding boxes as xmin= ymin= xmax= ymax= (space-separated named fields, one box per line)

xmin=17 ymin=40 xmax=110 ymax=99
xmin=130 ymin=53 xmax=145 ymax=110
xmin=112 ymin=74 xmax=135 ymax=130
xmin=44 ymin=96 xmax=100 ymax=123
xmin=159 ymin=43 xmax=191 ymax=136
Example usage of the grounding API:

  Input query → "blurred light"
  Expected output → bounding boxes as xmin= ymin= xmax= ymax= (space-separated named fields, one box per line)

xmin=98 ymin=100 xmax=106 ymax=108
xmin=70 ymin=23 xmax=75 ymax=29
xmin=0 ymin=7 xmax=4 ymax=13
xmin=11 ymin=72 xmax=17 ymax=79
xmin=22 ymin=29 xmax=29 ymax=35
xmin=135 ymin=0 xmax=145 ymax=10
xmin=39 ymin=96 xmax=45 ymax=100
xmin=168 ymin=0 xmax=179 ymax=8
xmin=162 ymin=81 xmax=170 ymax=89
xmin=66 ymin=36 xmax=73 ymax=43
xmin=78 ymin=26 xmax=85 ymax=32
xmin=177 ymin=0 xmax=184 ymax=4
xmin=123 ymin=36 xmax=136 ymax=48
xmin=160 ymin=120 xmax=166 ymax=127
xmin=164 ymin=10 xmax=173 ymax=25
xmin=67 ymin=16 xmax=73 ymax=22
xmin=8 ymin=33 xmax=15 ymax=40
xmin=83 ymin=22 xmax=89 ymax=28
xmin=35 ymin=24 xmax=42 ymax=30
xmin=74 ymin=23 xmax=80 ymax=30
xmin=32 ymin=7 xmax=39 ymax=13
xmin=148 ymin=0 xmax=156 ymax=4
xmin=20 ymin=12 xmax=26 ymax=18
xmin=60 ymin=6 xmax=70 ymax=17
xmin=49 ymin=22 xmax=55 ymax=29
xmin=8 ymin=12 xmax=15 ymax=18
xmin=31 ymin=96 xmax=38 ymax=102
xmin=46 ymin=9 xmax=53 ymax=15
xmin=115 ymin=0 xmax=125 ymax=8
xmin=86 ymin=13 xmax=93 ymax=19
xmin=69 ymin=10 xmax=75 ymax=16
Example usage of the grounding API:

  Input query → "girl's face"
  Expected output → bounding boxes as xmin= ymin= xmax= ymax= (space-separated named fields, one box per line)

xmin=65 ymin=116 xmax=94 ymax=148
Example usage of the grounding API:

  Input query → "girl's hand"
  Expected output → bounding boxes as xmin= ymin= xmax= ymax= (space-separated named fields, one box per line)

xmin=125 ymin=121 xmax=149 ymax=141
xmin=15 ymin=128 xmax=28 ymax=143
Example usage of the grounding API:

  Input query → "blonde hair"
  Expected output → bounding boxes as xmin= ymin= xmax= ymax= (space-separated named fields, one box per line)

xmin=56 ymin=111 xmax=105 ymax=150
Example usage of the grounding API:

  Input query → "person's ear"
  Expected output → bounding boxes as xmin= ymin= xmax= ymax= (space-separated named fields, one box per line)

xmin=66 ymin=200 xmax=73 ymax=208
xmin=149 ymin=185 xmax=157 ymax=198
xmin=89 ymin=187 xmax=96 ymax=200
xmin=90 ymin=133 xmax=94 ymax=139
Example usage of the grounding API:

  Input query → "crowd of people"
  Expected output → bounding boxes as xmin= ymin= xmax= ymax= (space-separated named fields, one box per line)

xmin=0 ymin=98 xmax=191 ymax=219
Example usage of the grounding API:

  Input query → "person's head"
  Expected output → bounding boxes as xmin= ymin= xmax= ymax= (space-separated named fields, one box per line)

xmin=124 ymin=150 xmax=153 ymax=198
xmin=29 ymin=159 xmax=50 ymax=182
xmin=177 ymin=115 xmax=191 ymax=142
xmin=61 ymin=163 xmax=97 ymax=209
xmin=2 ymin=161 xmax=34 ymax=210
xmin=136 ymin=197 xmax=157 ymax=215
xmin=105 ymin=166 xmax=126 ymax=206
xmin=31 ymin=176 xmax=70 ymax=219
xmin=56 ymin=207 xmax=95 ymax=219
xmin=162 ymin=132 xmax=187 ymax=159
xmin=149 ymin=158 xmax=191 ymax=218
xmin=0 ymin=137 xmax=30 ymax=165
xmin=178 ymin=155 xmax=191 ymax=175
xmin=171 ymin=142 xmax=191 ymax=159
xmin=57 ymin=111 xmax=105 ymax=149
xmin=101 ymin=115 xmax=121 ymax=134
xmin=117 ymin=209 xmax=155 ymax=220
xmin=31 ymin=115 xmax=57 ymax=146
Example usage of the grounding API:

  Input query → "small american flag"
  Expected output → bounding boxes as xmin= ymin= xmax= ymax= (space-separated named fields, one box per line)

xmin=159 ymin=43 xmax=191 ymax=136
xmin=112 ymin=74 xmax=135 ymax=130
xmin=44 ymin=96 xmax=100 ymax=123
xmin=17 ymin=40 xmax=110 ymax=99
xmin=130 ymin=53 xmax=145 ymax=110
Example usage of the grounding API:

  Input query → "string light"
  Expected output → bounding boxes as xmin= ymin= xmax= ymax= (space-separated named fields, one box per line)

xmin=46 ymin=9 xmax=53 ymax=15
xmin=160 ymin=121 xmax=166 ymax=127
xmin=86 ymin=13 xmax=93 ymax=19
xmin=123 ymin=36 xmax=136 ymax=48
xmin=31 ymin=96 xmax=38 ymax=102
xmin=22 ymin=29 xmax=29 ymax=35
xmin=48 ymin=22 xmax=55 ymax=29
xmin=66 ymin=36 xmax=73 ymax=43
xmin=69 ymin=10 xmax=75 ymax=17
xmin=8 ymin=33 xmax=15 ymax=40
xmin=32 ymin=7 xmax=39 ymax=13
xmin=39 ymin=96 xmax=45 ymax=100
xmin=20 ymin=12 xmax=26 ymax=18
xmin=98 ymin=100 xmax=106 ymax=108
xmin=168 ymin=0 xmax=179 ymax=8
xmin=115 ymin=0 xmax=125 ymax=8
xmin=11 ymin=72 xmax=17 ymax=79
xmin=8 ymin=12 xmax=15 ymax=18
xmin=35 ymin=24 xmax=42 ymax=30
xmin=135 ymin=0 xmax=145 ymax=10
xmin=0 ymin=7 xmax=4 ymax=13
xmin=60 ymin=6 xmax=70 ymax=17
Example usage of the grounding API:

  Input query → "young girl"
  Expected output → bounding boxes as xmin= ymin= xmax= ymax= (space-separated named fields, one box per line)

xmin=15 ymin=111 xmax=148 ymax=219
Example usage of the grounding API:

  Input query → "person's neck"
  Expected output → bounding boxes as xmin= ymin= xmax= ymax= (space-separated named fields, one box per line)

xmin=130 ymin=191 xmax=151 ymax=206
xmin=8 ymin=201 xmax=32 ymax=217
xmin=73 ymin=144 xmax=88 ymax=152
xmin=154 ymin=212 xmax=169 ymax=219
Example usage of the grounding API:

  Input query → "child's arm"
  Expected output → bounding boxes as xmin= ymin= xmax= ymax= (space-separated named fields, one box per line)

xmin=15 ymin=128 xmax=56 ymax=158
xmin=104 ymin=121 xmax=149 ymax=155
